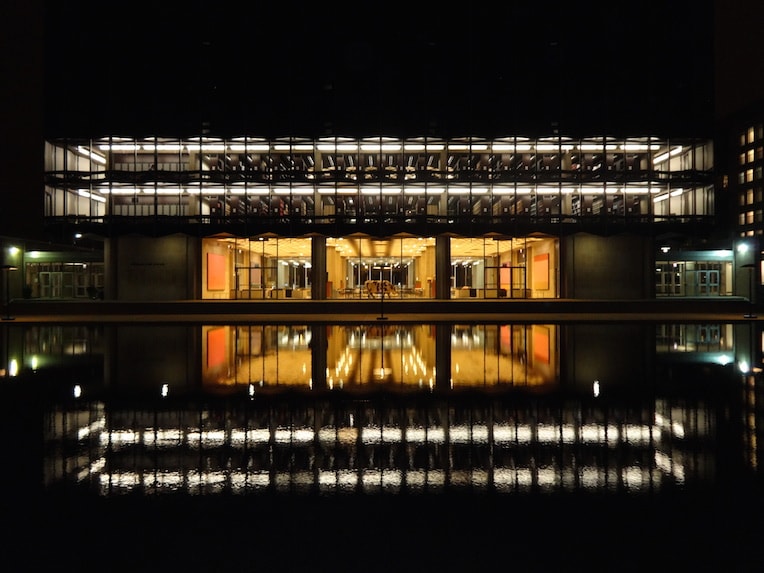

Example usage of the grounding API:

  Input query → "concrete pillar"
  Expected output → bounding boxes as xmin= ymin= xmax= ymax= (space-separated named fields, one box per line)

xmin=104 ymin=238 xmax=118 ymax=300
xmin=435 ymin=236 xmax=451 ymax=299
xmin=111 ymin=234 xmax=200 ymax=300
xmin=560 ymin=233 xmax=652 ymax=299
xmin=311 ymin=236 xmax=327 ymax=300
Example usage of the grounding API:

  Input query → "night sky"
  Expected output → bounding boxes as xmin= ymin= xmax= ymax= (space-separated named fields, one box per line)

xmin=44 ymin=0 xmax=714 ymax=139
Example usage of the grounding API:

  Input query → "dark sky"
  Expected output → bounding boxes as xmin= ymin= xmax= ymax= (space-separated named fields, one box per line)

xmin=43 ymin=0 xmax=715 ymax=139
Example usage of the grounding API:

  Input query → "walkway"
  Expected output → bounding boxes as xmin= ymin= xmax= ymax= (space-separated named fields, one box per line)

xmin=4 ymin=297 xmax=758 ymax=323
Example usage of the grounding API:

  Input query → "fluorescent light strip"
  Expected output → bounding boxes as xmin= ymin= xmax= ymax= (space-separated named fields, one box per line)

xmin=77 ymin=189 xmax=106 ymax=202
xmin=621 ymin=144 xmax=650 ymax=151
xmin=317 ymin=144 xmax=358 ymax=152
xmin=536 ymin=144 xmax=574 ymax=151
xmin=183 ymin=144 xmax=226 ymax=152
xmin=272 ymin=144 xmax=314 ymax=151
xmin=96 ymin=184 xmax=670 ymax=197
xmin=92 ymin=139 xmax=687 ymax=163
xmin=76 ymin=146 xmax=107 ymax=164
xmin=228 ymin=144 xmax=270 ymax=152
xmin=98 ymin=144 xmax=140 ymax=152
xmin=150 ymin=189 xmax=184 ymax=195
xmin=447 ymin=144 xmax=489 ymax=151
xmin=653 ymin=146 xmax=683 ymax=165
xmin=139 ymin=144 xmax=184 ymax=152
xmin=491 ymin=144 xmax=533 ymax=152
xmin=360 ymin=144 xmax=402 ymax=152
xmin=105 ymin=188 xmax=139 ymax=195
xmin=577 ymin=144 xmax=619 ymax=151
xmin=402 ymin=144 xmax=445 ymax=152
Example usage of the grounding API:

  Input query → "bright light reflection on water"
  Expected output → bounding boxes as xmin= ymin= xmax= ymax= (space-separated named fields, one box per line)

xmin=0 ymin=320 xmax=755 ymax=511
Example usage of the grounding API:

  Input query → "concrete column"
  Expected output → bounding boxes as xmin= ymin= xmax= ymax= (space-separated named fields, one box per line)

xmin=112 ymin=234 xmax=200 ymax=300
xmin=561 ymin=233 xmax=652 ymax=299
xmin=435 ymin=236 xmax=451 ymax=299
xmin=104 ymin=237 xmax=118 ymax=300
xmin=187 ymin=236 xmax=202 ymax=299
xmin=311 ymin=236 xmax=327 ymax=300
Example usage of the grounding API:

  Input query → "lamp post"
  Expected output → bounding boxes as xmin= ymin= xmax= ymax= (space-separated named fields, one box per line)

xmin=742 ymin=263 xmax=757 ymax=319
xmin=2 ymin=264 xmax=18 ymax=321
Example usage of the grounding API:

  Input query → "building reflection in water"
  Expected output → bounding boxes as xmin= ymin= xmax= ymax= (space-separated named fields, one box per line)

xmin=46 ymin=394 xmax=713 ymax=497
xmin=203 ymin=323 xmax=559 ymax=393
xmin=1 ymin=321 xmax=761 ymax=496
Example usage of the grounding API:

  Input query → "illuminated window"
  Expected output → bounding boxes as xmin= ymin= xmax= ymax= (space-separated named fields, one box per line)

xmin=747 ymin=210 xmax=754 ymax=224
xmin=747 ymin=169 xmax=754 ymax=183
xmin=741 ymin=133 xmax=747 ymax=146
xmin=758 ymin=147 xmax=764 ymax=160
xmin=748 ymin=127 xmax=755 ymax=144
xmin=741 ymin=153 xmax=747 ymax=165
xmin=747 ymin=149 xmax=755 ymax=163
xmin=740 ymin=213 xmax=747 ymax=225
xmin=757 ymin=188 xmax=763 ymax=202
xmin=747 ymin=189 xmax=755 ymax=204
xmin=739 ymin=172 xmax=746 ymax=184
xmin=756 ymin=167 xmax=763 ymax=180
xmin=740 ymin=193 xmax=747 ymax=206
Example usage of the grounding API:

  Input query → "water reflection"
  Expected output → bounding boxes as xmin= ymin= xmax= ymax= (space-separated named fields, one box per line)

xmin=1 ymin=321 xmax=762 ymax=499
xmin=205 ymin=323 xmax=560 ymax=393
xmin=46 ymin=394 xmax=713 ymax=497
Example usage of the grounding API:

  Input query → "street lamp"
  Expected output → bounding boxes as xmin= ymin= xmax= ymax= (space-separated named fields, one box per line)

xmin=2 ymin=264 xmax=18 ymax=321
xmin=741 ymin=263 xmax=757 ymax=319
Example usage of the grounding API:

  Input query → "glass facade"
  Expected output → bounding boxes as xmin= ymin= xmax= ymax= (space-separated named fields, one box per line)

xmin=202 ymin=235 xmax=550 ymax=300
xmin=44 ymin=135 xmax=714 ymax=225
xmin=41 ymin=135 xmax=717 ymax=300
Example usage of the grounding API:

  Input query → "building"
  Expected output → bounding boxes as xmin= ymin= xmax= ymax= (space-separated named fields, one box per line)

xmin=7 ymin=0 xmax=755 ymax=306
xmin=712 ymin=0 xmax=764 ymax=305
xmin=36 ymin=134 xmax=728 ymax=302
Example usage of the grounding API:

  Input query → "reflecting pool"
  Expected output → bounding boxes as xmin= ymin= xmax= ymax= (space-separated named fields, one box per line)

xmin=2 ymin=320 xmax=763 ymax=571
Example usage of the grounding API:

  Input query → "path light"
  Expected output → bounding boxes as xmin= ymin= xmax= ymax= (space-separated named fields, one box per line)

xmin=593 ymin=380 xmax=600 ymax=397
xmin=161 ymin=383 xmax=169 ymax=397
